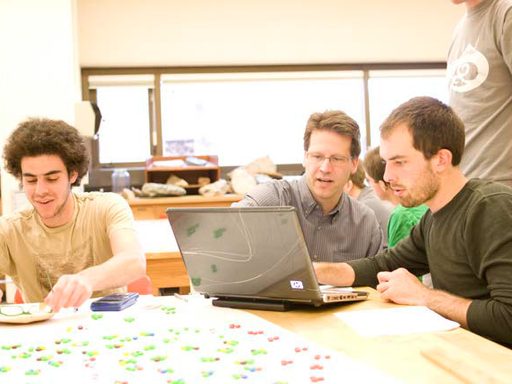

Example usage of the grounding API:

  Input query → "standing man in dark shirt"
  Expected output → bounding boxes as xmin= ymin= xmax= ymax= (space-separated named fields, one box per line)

xmin=314 ymin=96 xmax=512 ymax=346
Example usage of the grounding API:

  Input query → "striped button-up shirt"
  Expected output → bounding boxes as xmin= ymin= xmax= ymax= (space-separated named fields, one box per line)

xmin=233 ymin=176 xmax=383 ymax=262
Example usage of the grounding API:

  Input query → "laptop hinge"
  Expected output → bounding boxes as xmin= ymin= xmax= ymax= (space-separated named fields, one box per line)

xmin=212 ymin=297 xmax=292 ymax=311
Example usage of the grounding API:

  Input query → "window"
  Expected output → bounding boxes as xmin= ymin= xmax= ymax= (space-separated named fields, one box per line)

xmin=82 ymin=65 xmax=447 ymax=169
xmin=367 ymin=69 xmax=448 ymax=147
xmin=89 ymin=75 xmax=154 ymax=164
xmin=160 ymin=71 xmax=365 ymax=166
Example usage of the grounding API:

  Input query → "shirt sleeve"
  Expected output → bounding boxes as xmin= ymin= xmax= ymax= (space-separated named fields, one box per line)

xmin=464 ymin=193 xmax=512 ymax=346
xmin=348 ymin=215 xmax=430 ymax=287
xmin=0 ymin=223 xmax=14 ymax=277
xmin=102 ymin=193 xmax=137 ymax=237
xmin=499 ymin=4 xmax=512 ymax=74
xmin=367 ymin=213 xmax=384 ymax=257
xmin=231 ymin=181 xmax=291 ymax=207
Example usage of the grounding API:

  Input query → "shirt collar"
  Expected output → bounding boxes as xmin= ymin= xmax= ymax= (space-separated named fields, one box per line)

xmin=298 ymin=175 xmax=344 ymax=219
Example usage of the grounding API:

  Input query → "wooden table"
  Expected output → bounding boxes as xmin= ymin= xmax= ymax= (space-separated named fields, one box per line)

xmin=2 ymin=293 xmax=509 ymax=382
xmin=128 ymin=194 xmax=243 ymax=219
xmin=134 ymin=220 xmax=512 ymax=383
xmin=250 ymin=289 xmax=512 ymax=384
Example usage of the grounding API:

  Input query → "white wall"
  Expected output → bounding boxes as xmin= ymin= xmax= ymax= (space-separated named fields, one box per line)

xmin=77 ymin=0 xmax=465 ymax=67
xmin=0 ymin=0 xmax=81 ymax=214
xmin=0 ymin=0 xmax=466 ymax=213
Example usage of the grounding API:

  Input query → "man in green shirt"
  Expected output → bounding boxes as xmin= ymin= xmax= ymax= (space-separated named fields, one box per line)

xmin=314 ymin=96 xmax=512 ymax=346
xmin=363 ymin=146 xmax=428 ymax=248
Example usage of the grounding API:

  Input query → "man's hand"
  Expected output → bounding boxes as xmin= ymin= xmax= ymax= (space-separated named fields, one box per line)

xmin=376 ymin=267 xmax=429 ymax=305
xmin=377 ymin=267 xmax=471 ymax=328
xmin=44 ymin=274 xmax=93 ymax=312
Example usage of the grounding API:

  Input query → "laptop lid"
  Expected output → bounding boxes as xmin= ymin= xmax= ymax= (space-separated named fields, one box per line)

xmin=167 ymin=206 xmax=328 ymax=309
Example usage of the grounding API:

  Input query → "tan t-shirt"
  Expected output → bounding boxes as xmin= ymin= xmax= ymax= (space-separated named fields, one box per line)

xmin=0 ymin=192 xmax=136 ymax=303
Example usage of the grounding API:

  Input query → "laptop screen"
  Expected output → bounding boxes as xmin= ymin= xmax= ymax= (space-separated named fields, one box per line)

xmin=167 ymin=206 xmax=324 ymax=306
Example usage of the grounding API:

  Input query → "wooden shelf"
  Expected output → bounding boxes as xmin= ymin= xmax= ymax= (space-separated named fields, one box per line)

xmin=144 ymin=155 xmax=220 ymax=194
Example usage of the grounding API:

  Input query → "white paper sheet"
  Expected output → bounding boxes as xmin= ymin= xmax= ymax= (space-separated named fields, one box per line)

xmin=335 ymin=305 xmax=460 ymax=337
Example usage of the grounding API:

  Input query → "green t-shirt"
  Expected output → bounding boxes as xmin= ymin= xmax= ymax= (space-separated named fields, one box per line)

xmin=387 ymin=204 xmax=428 ymax=248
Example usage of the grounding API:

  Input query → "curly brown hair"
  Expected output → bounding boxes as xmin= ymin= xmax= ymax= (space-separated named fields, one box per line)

xmin=303 ymin=110 xmax=361 ymax=158
xmin=3 ymin=118 xmax=90 ymax=186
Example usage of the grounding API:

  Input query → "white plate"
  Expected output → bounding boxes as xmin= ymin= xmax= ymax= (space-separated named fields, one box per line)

xmin=0 ymin=304 xmax=54 ymax=324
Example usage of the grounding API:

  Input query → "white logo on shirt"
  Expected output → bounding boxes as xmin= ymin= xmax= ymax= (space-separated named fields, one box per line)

xmin=448 ymin=44 xmax=489 ymax=93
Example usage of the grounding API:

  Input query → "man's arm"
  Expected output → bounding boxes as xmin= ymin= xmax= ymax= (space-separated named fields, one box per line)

xmin=80 ymin=228 xmax=146 ymax=291
xmin=232 ymin=180 xmax=289 ymax=207
xmin=45 ymin=194 xmax=146 ymax=312
xmin=313 ymin=262 xmax=355 ymax=286
xmin=314 ymin=219 xmax=430 ymax=287
xmin=45 ymin=227 xmax=145 ymax=312
xmin=376 ymin=268 xmax=470 ymax=327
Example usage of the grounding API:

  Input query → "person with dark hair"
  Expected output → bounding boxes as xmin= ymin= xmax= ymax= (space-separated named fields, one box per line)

xmin=314 ymin=97 xmax=512 ymax=346
xmin=363 ymin=147 xmax=428 ymax=248
xmin=344 ymin=163 xmax=393 ymax=247
xmin=0 ymin=118 xmax=145 ymax=311
xmin=234 ymin=110 xmax=383 ymax=263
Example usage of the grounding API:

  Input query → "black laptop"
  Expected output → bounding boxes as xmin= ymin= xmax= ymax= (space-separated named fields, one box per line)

xmin=166 ymin=206 xmax=368 ymax=311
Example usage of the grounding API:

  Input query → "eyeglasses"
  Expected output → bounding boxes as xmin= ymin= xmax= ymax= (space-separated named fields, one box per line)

xmin=306 ymin=152 xmax=352 ymax=167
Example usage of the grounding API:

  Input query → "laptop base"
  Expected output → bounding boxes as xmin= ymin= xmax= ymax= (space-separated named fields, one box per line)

xmin=212 ymin=298 xmax=292 ymax=312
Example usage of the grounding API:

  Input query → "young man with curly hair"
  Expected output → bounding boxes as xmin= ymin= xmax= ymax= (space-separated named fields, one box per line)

xmin=0 ymin=118 xmax=146 ymax=311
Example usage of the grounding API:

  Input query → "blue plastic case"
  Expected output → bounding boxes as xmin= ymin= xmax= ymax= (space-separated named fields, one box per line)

xmin=90 ymin=292 xmax=139 ymax=311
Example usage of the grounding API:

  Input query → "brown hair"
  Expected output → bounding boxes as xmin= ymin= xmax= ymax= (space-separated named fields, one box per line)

xmin=363 ymin=146 xmax=386 ymax=183
xmin=3 ymin=118 xmax=90 ymax=186
xmin=380 ymin=96 xmax=465 ymax=165
xmin=349 ymin=162 xmax=366 ymax=189
xmin=303 ymin=110 xmax=361 ymax=158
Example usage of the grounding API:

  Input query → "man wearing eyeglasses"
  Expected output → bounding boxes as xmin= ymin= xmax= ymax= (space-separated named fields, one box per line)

xmin=0 ymin=118 xmax=146 ymax=311
xmin=233 ymin=110 xmax=383 ymax=264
